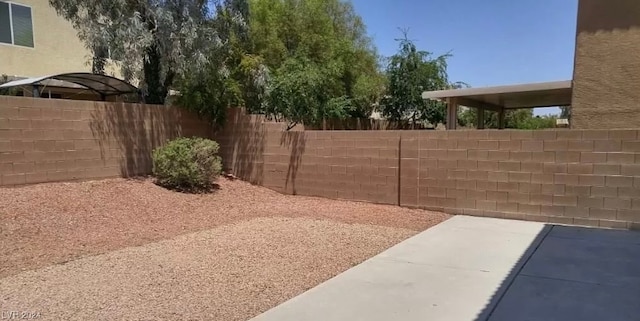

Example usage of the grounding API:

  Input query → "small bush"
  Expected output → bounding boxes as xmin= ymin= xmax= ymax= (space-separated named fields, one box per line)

xmin=152 ymin=137 xmax=223 ymax=191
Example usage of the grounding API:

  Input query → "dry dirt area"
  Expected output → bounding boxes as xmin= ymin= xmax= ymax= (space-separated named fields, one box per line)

xmin=0 ymin=178 xmax=448 ymax=320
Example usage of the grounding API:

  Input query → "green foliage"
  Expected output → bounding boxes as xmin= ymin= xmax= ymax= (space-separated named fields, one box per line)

xmin=0 ymin=74 xmax=11 ymax=85
xmin=516 ymin=114 xmax=557 ymax=130
xmin=174 ymin=0 xmax=256 ymax=126
xmin=0 ymin=75 xmax=19 ymax=96
xmin=52 ymin=0 xmax=383 ymax=126
xmin=248 ymin=0 xmax=384 ymax=126
xmin=380 ymin=33 xmax=460 ymax=126
xmin=49 ymin=0 xmax=220 ymax=104
xmin=266 ymin=57 xmax=355 ymax=129
xmin=458 ymin=108 xmax=558 ymax=129
xmin=175 ymin=66 xmax=241 ymax=128
xmin=53 ymin=0 xmax=472 ymax=130
xmin=152 ymin=137 xmax=223 ymax=191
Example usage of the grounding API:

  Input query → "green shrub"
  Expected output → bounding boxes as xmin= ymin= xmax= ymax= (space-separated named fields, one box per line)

xmin=152 ymin=137 xmax=223 ymax=191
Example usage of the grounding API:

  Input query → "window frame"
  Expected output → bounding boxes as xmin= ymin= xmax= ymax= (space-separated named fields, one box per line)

xmin=0 ymin=1 xmax=35 ymax=49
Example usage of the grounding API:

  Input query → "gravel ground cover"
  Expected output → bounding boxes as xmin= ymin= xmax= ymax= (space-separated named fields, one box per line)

xmin=0 ymin=178 xmax=449 ymax=320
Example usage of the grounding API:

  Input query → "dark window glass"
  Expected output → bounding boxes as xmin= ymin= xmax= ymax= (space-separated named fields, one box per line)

xmin=0 ymin=2 xmax=11 ymax=44
xmin=11 ymin=3 xmax=33 ymax=47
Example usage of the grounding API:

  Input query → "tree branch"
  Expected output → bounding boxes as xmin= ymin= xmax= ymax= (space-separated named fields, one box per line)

xmin=286 ymin=121 xmax=298 ymax=131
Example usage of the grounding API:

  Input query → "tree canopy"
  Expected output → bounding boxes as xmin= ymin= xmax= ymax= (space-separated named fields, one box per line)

xmin=50 ymin=0 xmax=555 ymax=131
xmin=49 ymin=0 xmax=220 ymax=104
xmin=173 ymin=0 xmax=253 ymax=126
xmin=458 ymin=108 xmax=557 ymax=130
xmin=249 ymin=0 xmax=385 ymax=128
xmin=380 ymin=33 xmax=463 ymax=126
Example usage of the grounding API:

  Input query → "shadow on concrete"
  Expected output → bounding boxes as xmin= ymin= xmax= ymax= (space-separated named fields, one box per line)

xmin=475 ymin=224 xmax=640 ymax=321
xmin=469 ymin=224 xmax=551 ymax=321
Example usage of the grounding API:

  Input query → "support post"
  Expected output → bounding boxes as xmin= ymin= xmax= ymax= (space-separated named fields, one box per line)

xmin=477 ymin=108 xmax=485 ymax=130
xmin=498 ymin=108 xmax=506 ymax=129
xmin=446 ymin=98 xmax=458 ymax=130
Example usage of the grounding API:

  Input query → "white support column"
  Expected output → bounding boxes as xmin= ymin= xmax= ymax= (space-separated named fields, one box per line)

xmin=446 ymin=98 xmax=458 ymax=130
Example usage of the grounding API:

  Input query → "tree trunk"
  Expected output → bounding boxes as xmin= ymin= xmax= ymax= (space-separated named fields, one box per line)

xmin=139 ymin=4 xmax=168 ymax=105
xmin=143 ymin=43 xmax=167 ymax=105
xmin=92 ymin=46 xmax=108 ymax=75
xmin=411 ymin=111 xmax=416 ymax=130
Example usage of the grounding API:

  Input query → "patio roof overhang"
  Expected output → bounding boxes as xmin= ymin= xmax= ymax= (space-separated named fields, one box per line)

xmin=0 ymin=72 xmax=140 ymax=101
xmin=421 ymin=80 xmax=573 ymax=129
xmin=422 ymin=80 xmax=573 ymax=110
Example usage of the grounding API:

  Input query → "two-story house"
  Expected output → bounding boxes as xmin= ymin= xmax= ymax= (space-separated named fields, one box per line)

xmin=0 ymin=0 xmax=98 ymax=78
xmin=0 ymin=0 xmax=130 ymax=100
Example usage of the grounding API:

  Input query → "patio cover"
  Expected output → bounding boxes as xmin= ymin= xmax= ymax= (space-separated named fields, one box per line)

xmin=0 ymin=72 xmax=139 ymax=99
xmin=421 ymin=80 xmax=572 ymax=129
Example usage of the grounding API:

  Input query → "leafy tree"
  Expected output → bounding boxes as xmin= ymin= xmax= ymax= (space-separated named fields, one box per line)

xmin=51 ymin=0 xmax=383 ymax=127
xmin=560 ymin=106 xmax=571 ymax=119
xmin=517 ymin=114 xmax=557 ymax=129
xmin=247 ymin=0 xmax=384 ymax=125
xmin=380 ymin=33 xmax=460 ymax=126
xmin=49 ymin=0 xmax=218 ymax=104
xmin=175 ymin=0 xmax=253 ymax=126
xmin=0 ymin=75 xmax=19 ymax=96
xmin=458 ymin=108 xmax=557 ymax=129
xmin=91 ymin=45 xmax=109 ymax=75
xmin=266 ymin=57 xmax=354 ymax=129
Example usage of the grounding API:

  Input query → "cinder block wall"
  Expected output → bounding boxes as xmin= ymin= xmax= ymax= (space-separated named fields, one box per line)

xmin=398 ymin=130 xmax=640 ymax=229
xmin=4 ymin=103 xmax=640 ymax=228
xmin=0 ymin=96 xmax=212 ymax=186
xmin=218 ymin=110 xmax=640 ymax=228
xmin=572 ymin=0 xmax=640 ymax=129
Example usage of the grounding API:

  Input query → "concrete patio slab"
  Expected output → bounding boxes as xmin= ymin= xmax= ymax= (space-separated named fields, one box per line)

xmin=521 ymin=235 xmax=640 ymax=287
xmin=549 ymin=225 xmax=640 ymax=244
xmin=251 ymin=216 xmax=550 ymax=321
xmin=491 ymin=224 xmax=640 ymax=321
xmin=428 ymin=215 xmax=548 ymax=235
xmin=251 ymin=215 xmax=640 ymax=321
xmin=376 ymin=222 xmax=547 ymax=273
xmin=488 ymin=275 xmax=640 ymax=321
xmin=249 ymin=258 xmax=506 ymax=321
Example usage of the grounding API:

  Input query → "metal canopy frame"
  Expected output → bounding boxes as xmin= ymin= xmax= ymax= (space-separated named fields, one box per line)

xmin=0 ymin=72 xmax=140 ymax=100
xmin=422 ymin=80 xmax=573 ymax=130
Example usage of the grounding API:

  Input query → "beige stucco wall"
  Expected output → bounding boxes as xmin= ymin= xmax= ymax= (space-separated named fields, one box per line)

xmin=571 ymin=0 xmax=640 ymax=129
xmin=0 ymin=0 xmax=120 ymax=78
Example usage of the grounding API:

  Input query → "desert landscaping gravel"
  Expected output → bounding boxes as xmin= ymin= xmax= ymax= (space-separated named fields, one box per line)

xmin=0 ymin=178 xmax=449 ymax=320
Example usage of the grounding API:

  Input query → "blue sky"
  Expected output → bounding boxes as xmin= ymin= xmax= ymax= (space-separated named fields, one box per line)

xmin=351 ymin=0 xmax=579 ymax=115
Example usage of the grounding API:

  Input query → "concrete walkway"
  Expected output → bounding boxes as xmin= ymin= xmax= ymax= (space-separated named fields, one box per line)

xmin=251 ymin=216 xmax=640 ymax=321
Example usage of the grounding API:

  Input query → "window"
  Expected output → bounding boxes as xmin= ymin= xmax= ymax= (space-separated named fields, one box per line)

xmin=0 ymin=1 xmax=34 ymax=48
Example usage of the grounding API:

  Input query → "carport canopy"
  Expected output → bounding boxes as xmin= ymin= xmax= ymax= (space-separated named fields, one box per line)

xmin=0 ymin=72 xmax=139 ymax=100
xmin=421 ymin=80 xmax=572 ymax=129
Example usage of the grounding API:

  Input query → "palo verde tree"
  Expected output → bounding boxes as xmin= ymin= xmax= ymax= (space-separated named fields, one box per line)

xmin=49 ymin=0 xmax=219 ymax=104
xmin=380 ymin=32 xmax=462 ymax=126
